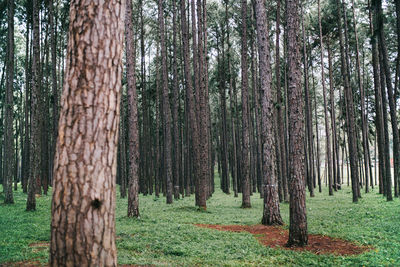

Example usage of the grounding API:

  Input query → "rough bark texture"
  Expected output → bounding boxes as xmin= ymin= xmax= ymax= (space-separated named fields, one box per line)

xmin=196 ymin=0 xmax=209 ymax=210
xmin=253 ymin=0 xmax=283 ymax=225
xmin=159 ymin=0 xmax=174 ymax=204
xmin=27 ymin=0 xmax=41 ymax=211
xmin=126 ymin=0 xmax=140 ymax=217
xmin=286 ymin=0 xmax=308 ymax=246
xmin=302 ymin=11 xmax=315 ymax=198
xmin=241 ymin=0 xmax=251 ymax=209
xmin=49 ymin=0 xmax=58 ymax=189
xmin=172 ymin=0 xmax=181 ymax=200
xmin=275 ymin=0 xmax=289 ymax=202
xmin=50 ymin=0 xmax=125 ymax=265
xmin=4 ymin=0 xmax=15 ymax=204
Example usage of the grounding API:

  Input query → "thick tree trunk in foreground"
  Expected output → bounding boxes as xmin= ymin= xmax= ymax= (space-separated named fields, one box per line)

xmin=126 ymin=0 xmax=140 ymax=216
xmin=4 ymin=0 xmax=15 ymax=204
xmin=241 ymin=0 xmax=251 ymax=209
xmin=286 ymin=0 xmax=308 ymax=246
xmin=50 ymin=0 xmax=125 ymax=265
xmin=253 ymin=0 xmax=283 ymax=225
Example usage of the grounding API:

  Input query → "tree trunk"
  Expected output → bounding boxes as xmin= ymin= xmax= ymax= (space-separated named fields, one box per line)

xmin=172 ymin=0 xmax=181 ymax=200
xmin=126 ymin=0 xmax=140 ymax=216
xmin=27 ymin=0 xmax=41 ymax=211
xmin=326 ymin=38 xmax=341 ymax=191
xmin=159 ymin=0 xmax=174 ymax=204
xmin=336 ymin=0 xmax=360 ymax=202
xmin=302 ymin=11 xmax=316 ymax=197
xmin=50 ymin=0 xmax=125 ymax=265
xmin=240 ymin=0 xmax=251 ymax=209
xmin=4 ymin=0 xmax=15 ymax=204
xmin=286 ymin=0 xmax=308 ymax=246
xmin=317 ymin=0 xmax=333 ymax=196
xmin=253 ymin=0 xmax=283 ymax=225
xmin=351 ymin=0 xmax=370 ymax=194
xmin=376 ymin=0 xmax=399 ymax=201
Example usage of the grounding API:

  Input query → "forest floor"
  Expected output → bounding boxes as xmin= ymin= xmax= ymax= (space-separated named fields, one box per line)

xmin=0 ymin=176 xmax=400 ymax=266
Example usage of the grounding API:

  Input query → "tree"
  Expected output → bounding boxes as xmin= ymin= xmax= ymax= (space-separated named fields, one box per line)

xmin=4 ymin=0 xmax=15 ymax=204
xmin=317 ymin=0 xmax=333 ymax=196
xmin=27 ymin=0 xmax=41 ymax=211
xmin=158 ymin=0 xmax=173 ymax=204
xmin=126 ymin=0 xmax=140 ymax=217
xmin=50 ymin=0 xmax=126 ymax=265
xmin=336 ymin=0 xmax=360 ymax=202
xmin=241 ymin=0 xmax=251 ymax=209
xmin=253 ymin=0 xmax=283 ymax=225
xmin=286 ymin=0 xmax=308 ymax=246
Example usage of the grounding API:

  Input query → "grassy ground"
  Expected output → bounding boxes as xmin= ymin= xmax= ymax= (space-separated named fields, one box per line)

xmin=0 ymin=177 xmax=399 ymax=266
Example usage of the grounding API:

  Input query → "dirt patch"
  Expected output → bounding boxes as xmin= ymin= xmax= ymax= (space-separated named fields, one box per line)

xmin=194 ymin=224 xmax=370 ymax=256
xmin=1 ymin=260 xmax=46 ymax=267
xmin=29 ymin=242 xmax=49 ymax=253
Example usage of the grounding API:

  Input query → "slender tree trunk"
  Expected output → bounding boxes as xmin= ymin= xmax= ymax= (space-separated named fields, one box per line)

xmin=50 ymin=0 xmax=125 ymax=264
xmin=172 ymin=0 xmax=181 ymax=200
xmin=181 ymin=0 xmax=201 ymax=205
xmin=159 ymin=0 xmax=174 ymax=204
xmin=196 ymin=0 xmax=209 ymax=209
xmin=376 ymin=0 xmax=399 ymax=201
xmin=4 ymin=0 xmax=15 ymax=204
xmin=119 ymin=96 xmax=127 ymax=199
xmin=27 ymin=0 xmax=41 ymax=211
xmin=22 ymin=18 xmax=30 ymax=194
xmin=126 ymin=0 xmax=140 ymax=216
xmin=225 ymin=0 xmax=238 ymax=198
xmin=317 ymin=0 xmax=333 ymax=196
xmin=368 ymin=0 xmax=385 ymax=194
xmin=336 ymin=0 xmax=360 ymax=202
xmin=240 ymin=0 xmax=251 ymax=209
xmin=286 ymin=0 xmax=308 ymax=246
xmin=351 ymin=0 xmax=370 ymax=193
xmin=49 ymin=0 xmax=58 ymax=189
xmin=302 ymin=11 xmax=315 ymax=197
xmin=327 ymin=38 xmax=341 ymax=190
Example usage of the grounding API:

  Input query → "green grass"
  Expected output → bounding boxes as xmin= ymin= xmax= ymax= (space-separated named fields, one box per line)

xmin=0 ymin=176 xmax=399 ymax=266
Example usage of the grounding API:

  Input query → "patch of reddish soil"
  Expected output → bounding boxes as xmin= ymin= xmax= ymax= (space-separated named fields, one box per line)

xmin=1 ymin=260 xmax=45 ymax=267
xmin=194 ymin=224 xmax=370 ymax=256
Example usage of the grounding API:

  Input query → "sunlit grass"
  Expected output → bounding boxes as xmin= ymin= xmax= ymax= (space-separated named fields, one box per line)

xmin=0 ymin=173 xmax=399 ymax=266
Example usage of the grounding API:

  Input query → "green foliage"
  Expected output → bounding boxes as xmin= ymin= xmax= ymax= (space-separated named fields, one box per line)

xmin=0 ymin=179 xmax=400 ymax=266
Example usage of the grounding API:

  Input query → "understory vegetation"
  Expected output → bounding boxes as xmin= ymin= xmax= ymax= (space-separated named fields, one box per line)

xmin=1 ymin=176 xmax=399 ymax=266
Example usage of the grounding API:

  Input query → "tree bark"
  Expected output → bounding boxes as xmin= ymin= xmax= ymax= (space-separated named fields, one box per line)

xmin=50 ymin=0 xmax=125 ymax=265
xmin=126 ymin=0 xmax=140 ymax=216
xmin=336 ymin=0 xmax=360 ymax=202
xmin=317 ymin=0 xmax=333 ymax=196
xmin=4 ymin=0 xmax=15 ymax=204
xmin=240 ymin=0 xmax=251 ymax=209
xmin=159 ymin=0 xmax=174 ymax=204
xmin=27 ymin=0 xmax=41 ymax=211
xmin=286 ymin=0 xmax=308 ymax=246
xmin=302 ymin=11 xmax=316 ymax=197
xmin=253 ymin=0 xmax=283 ymax=225
xmin=376 ymin=0 xmax=399 ymax=201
